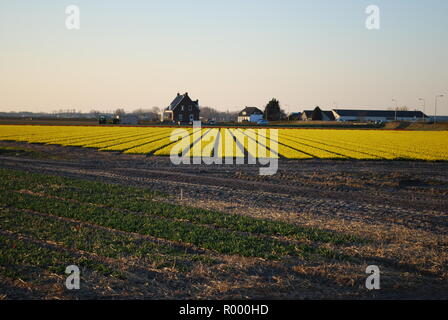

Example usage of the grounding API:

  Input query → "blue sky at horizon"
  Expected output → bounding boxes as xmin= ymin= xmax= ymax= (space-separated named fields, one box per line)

xmin=0 ymin=0 xmax=447 ymax=114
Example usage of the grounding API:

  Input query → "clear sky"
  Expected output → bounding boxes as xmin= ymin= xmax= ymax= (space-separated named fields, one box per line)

xmin=0 ymin=0 xmax=447 ymax=114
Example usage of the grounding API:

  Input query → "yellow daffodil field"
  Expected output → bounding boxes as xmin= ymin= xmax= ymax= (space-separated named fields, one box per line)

xmin=0 ymin=125 xmax=447 ymax=160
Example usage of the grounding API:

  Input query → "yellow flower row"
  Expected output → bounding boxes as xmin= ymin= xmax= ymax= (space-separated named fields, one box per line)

xmin=0 ymin=125 xmax=447 ymax=160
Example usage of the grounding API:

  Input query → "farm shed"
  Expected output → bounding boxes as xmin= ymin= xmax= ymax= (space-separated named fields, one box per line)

xmin=332 ymin=109 xmax=428 ymax=122
xmin=301 ymin=107 xmax=335 ymax=121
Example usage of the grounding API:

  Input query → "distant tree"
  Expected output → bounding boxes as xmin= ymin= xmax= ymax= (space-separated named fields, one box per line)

xmin=264 ymin=98 xmax=282 ymax=121
xmin=151 ymin=106 xmax=161 ymax=114
xmin=388 ymin=106 xmax=409 ymax=111
xmin=279 ymin=109 xmax=287 ymax=120
xmin=131 ymin=107 xmax=161 ymax=121
xmin=185 ymin=106 xmax=238 ymax=122
xmin=200 ymin=106 xmax=220 ymax=120
xmin=311 ymin=106 xmax=323 ymax=121
xmin=114 ymin=108 xmax=126 ymax=116
xmin=89 ymin=109 xmax=101 ymax=117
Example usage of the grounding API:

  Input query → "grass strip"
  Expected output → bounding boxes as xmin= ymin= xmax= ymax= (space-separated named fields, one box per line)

xmin=0 ymin=168 xmax=365 ymax=245
xmin=0 ymin=190 xmax=302 ymax=260
xmin=0 ymin=232 xmax=123 ymax=280
xmin=0 ymin=208 xmax=217 ymax=271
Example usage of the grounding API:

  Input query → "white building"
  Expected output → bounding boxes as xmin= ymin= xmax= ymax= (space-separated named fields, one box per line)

xmin=237 ymin=107 xmax=264 ymax=123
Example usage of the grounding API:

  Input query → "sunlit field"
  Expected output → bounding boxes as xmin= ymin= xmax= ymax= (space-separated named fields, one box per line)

xmin=1 ymin=124 xmax=448 ymax=300
xmin=0 ymin=125 xmax=447 ymax=160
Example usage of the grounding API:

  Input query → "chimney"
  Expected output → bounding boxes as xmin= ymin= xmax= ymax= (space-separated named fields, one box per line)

xmin=185 ymin=92 xmax=188 ymax=96
xmin=177 ymin=92 xmax=180 ymax=96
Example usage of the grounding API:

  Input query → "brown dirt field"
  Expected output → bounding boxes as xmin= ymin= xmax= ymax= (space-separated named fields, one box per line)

xmin=0 ymin=140 xmax=447 ymax=299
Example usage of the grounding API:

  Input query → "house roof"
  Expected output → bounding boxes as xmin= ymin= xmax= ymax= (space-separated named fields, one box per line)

xmin=238 ymin=107 xmax=263 ymax=116
xmin=333 ymin=109 xmax=428 ymax=118
xmin=301 ymin=109 xmax=335 ymax=120
xmin=166 ymin=92 xmax=199 ymax=111
xmin=301 ymin=110 xmax=315 ymax=118
xmin=288 ymin=112 xmax=302 ymax=119
xmin=322 ymin=111 xmax=335 ymax=121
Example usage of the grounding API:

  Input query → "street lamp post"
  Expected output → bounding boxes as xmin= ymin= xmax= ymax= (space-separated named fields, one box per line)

xmin=434 ymin=95 xmax=444 ymax=124
xmin=418 ymin=98 xmax=426 ymax=122
xmin=392 ymin=99 xmax=398 ymax=121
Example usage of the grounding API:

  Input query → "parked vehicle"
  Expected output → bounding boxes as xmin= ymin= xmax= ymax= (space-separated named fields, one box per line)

xmin=98 ymin=115 xmax=107 ymax=124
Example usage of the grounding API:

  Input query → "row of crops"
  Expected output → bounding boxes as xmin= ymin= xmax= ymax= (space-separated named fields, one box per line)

xmin=0 ymin=125 xmax=447 ymax=160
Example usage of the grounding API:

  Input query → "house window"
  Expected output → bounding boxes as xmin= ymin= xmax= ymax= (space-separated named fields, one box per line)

xmin=189 ymin=114 xmax=194 ymax=121
xmin=181 ymin=105 xmax=184 ymax=111
xmin=179 ymin=114 xmax=183 ymax=121
xmin=189 ymin=105 xmax=192 ymax=111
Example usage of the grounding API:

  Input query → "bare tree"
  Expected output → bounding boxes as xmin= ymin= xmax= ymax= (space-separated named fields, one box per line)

xmin=151 ymin=106 xmax=161 ymax=114
xmin=114 ymin=108 xmax=126 ymax=116
xmin=200 ymin=106 xmax=237 ymax=122
xmin=89 ymin=109 xmax=101 ymax=117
